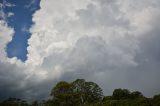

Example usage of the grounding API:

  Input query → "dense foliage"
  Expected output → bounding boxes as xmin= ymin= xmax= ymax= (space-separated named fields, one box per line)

xmin=0 ymin=79 xmax=160 ymax=106
xmin=49 ymin=79 xmax=103 ymax=106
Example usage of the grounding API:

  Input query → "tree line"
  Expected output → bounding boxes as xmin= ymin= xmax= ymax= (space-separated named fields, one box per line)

xmin=0 ymin=79 xmax=160 ymax=106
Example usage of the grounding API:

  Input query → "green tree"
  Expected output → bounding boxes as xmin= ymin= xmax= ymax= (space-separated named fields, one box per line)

xmin=31 ymin=101 xmax=38 ymax=106
xmin=130 ymin=91 xmax=143 ymax=99
xmin=50 ymin=79 xmax=103 ymax=106
xmin=153 ymin=94 xmax=160 ymax=106
xmin=50 ymin=81 xmax=76 ymax=106
xmin=71 ymin=79 xmax=103 ymax=105
xmin=0 ymin=98 xmax=28 ymax=106
xmin=112 ymin=88 xmax=130 ymax=100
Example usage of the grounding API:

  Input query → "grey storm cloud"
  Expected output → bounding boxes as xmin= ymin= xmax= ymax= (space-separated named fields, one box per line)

xmin=0 ymin=0 xmax=160 ymax=101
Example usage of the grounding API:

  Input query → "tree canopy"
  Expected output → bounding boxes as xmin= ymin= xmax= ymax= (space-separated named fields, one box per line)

xmin=50 ymin=79 xmax=103 ymax=106
xmin=0 ymin=79 xmax=160 ymax=106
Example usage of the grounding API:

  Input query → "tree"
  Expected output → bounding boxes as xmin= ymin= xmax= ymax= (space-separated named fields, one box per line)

xmin=50 ymin=79 xmax=103 ymax=106
xmin=51 ymin=81 xmax=72 ymax=98
xmin=153 ymin=94 xmax=160 ymax=106
xmin=50 ymin=81 xmax=76 ymax=106
xmin=0 ymin=98 xmax=28 ymax=106
xmin=130 ymin=91 xmax=143 ymax=99
xmin=71 ymin=79 xmax=103 ymax=104
xmin=31 ymin=101 xmax=38 ymax=106
xmin=112 ymin=88 xmax=130 ymax=100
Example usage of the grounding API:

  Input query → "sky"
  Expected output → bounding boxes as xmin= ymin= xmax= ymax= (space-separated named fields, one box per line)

xmin=0 ymin=0 xmax=160 ymax=101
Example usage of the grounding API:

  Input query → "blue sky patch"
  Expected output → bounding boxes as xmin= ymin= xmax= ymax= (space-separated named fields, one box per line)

xmin=3 ymin=0 xmax=40 ymax=61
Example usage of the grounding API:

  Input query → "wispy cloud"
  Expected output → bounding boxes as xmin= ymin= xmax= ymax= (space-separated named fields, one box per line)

xmin=7 ymin=12 xmax=14 ymax=18
xmin=24 ymin=0 xmax=39 ymax=11
xmin=2 ymin=0 xmax=16 ymax=8
xmin=0 ymin=0 xmax=15 ymax=20
xmin=21 ymin=25 xmax=29 ymax=32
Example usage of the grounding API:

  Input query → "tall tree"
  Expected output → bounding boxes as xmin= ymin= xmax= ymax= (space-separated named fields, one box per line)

xmin=50 ymin=79 xmax=103 ymax=106
xmin=71 ymin=79 xmax=103 ymax=104
xmin=50 ymin=81 xmax=76 ymax=106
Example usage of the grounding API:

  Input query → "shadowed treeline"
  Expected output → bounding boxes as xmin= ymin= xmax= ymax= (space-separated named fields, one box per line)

xmin=0 ymin=79 xmax=160 ymax=106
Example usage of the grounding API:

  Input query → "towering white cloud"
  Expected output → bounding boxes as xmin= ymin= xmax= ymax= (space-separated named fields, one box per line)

xmin=1 ymin=0 xmax=160 ymax=100
xmin=26 ymin=0 xmax=160 ymax=98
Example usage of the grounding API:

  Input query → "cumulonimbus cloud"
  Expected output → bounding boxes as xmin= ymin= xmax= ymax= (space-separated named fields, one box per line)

xmin=0 ymin=0 xmax=160 ymax=100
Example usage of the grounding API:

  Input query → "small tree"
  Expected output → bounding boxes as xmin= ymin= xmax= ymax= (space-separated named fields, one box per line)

xmin=153 ymin=94 xmax=160 ymax=106
xmin=130 ymin=91 xmax=143 ymax=99
xmin=112 ymin=88 xmax=130 ymax=100
xmin=31 ymin=101 xmax=38 ymax=106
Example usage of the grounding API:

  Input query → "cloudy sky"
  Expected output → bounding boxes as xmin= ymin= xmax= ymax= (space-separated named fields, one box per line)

xmin=0 ymin=0 xmax=160 ymax=101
